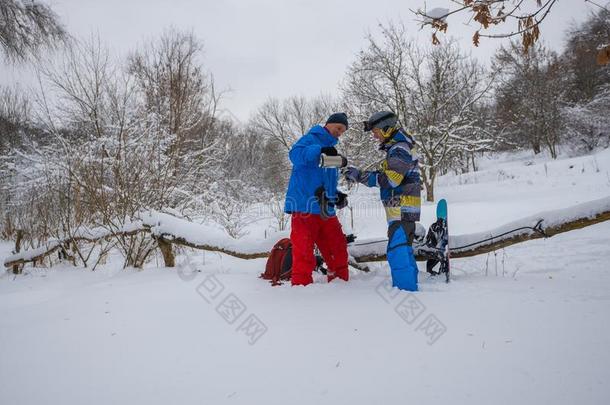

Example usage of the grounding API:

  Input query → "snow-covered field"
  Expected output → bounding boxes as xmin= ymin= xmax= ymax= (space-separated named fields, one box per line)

xmin=2 ymin=148 xmax=610 ymax=405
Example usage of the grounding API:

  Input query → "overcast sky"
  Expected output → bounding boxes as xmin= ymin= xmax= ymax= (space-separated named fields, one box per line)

xmin=0 ymin=0 xmax=600 ymax=121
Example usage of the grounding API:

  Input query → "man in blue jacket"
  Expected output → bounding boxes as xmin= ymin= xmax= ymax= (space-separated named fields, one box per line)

xmin=344 ymin=111 xmax=421 ymax=291
xmin=284 ymin=113 xmax=350 ymax=286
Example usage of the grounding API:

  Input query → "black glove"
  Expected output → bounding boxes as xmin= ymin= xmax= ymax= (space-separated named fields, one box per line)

xmin=321 ymin=146 xmax=338 ymax=156
xmin=343 ymin=166 xmax=360 ymax=182
xmin=315 ymin=186 xmax=332 ymax=219
xmin=336 ymin=191 xmax=348 ymax=209
xmin=345 ymin=234 xmax=357 ymax=244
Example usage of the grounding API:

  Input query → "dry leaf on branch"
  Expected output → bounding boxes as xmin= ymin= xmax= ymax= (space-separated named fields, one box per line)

xmin=598 ymin=45 xmax=610 ymax=66
xmin=473 ymin=31 xmax=481 ymax=47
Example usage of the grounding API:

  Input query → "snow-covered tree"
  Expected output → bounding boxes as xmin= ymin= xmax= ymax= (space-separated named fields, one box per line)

xmin=562 ymin=87 xmax=610 ymax=152
xmin=343 ymin=22 xmax=493 ymax=201
xmin=493 ymin=41 xmax=565 ymax=158
xmin=127 ymin=28 xmax=221 ymax=148
xmin=0 ymin=0 xmax=67 ymax=62
xmin=563 ymin=7 xmax=610 ymax=103
xmin=0 ymin=33 xmax=231 ymax=268
xmin=0 ymin=85 xmax=30 ymax=147
xmin=557 ymin=7 xmax=610 ymax=154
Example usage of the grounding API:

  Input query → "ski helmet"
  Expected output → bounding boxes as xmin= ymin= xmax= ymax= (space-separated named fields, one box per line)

xmin=363 ymin=111 xmax=398 ymax=132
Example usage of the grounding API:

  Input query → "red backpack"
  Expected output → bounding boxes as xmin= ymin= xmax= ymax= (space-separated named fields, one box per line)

xmin=260 ymin=238 xmax=293 ymax=285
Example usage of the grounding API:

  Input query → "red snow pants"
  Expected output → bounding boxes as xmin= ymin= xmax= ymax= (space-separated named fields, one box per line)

xmin=290 ymin=212 xmax=349 ymax=286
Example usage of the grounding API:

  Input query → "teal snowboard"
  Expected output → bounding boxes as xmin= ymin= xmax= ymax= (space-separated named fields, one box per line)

xmin=425 ymin=199 xmax=450 ymax=283
xmin=437 ymin=198 xmax=447 ymax=221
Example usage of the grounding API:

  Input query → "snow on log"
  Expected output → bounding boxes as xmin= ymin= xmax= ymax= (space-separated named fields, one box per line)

xmin=3 ymin=212 xmax=287 ymax=268
xmin=451 ymin=196 xmax=610 ymax=256
xmin=3 ymin=227 xmax=144 ymax=268
xmin=139 ymin=211 xmax=285 ymax=259
xmin=351 ymin=196 xmax=610 ymax=262
xmin=4 ymin=240 xmax=63 ymax=266
xmin=5 ymin=196 xmax=610 ymax=269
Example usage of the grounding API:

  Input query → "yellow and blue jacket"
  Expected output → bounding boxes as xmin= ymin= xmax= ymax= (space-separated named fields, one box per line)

xmin=358 ymin=128 xmax=421 ymax=223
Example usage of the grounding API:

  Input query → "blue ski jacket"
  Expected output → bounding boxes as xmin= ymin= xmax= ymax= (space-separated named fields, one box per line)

xmin=284 ymin=125 xmax=339 ymax=216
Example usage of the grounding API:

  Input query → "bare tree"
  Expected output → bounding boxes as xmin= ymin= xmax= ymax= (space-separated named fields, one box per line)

xmin=249 ymin=94 xmax=337 ymax=151
xmin=563 ymin=7 xmax=610 ymax=102
xmin=127 ymin=28 xmax=221 ymax=144
xmin=493 ymin=41 xmax=564 ymax=158
xmin=207 ymin=179 xmax=257 ymax=239
xmin=9 ymin=31 xmax=235 ymax=268
xmin=36 ymin=35 xmax=112 ymax=140
xmin=563 ymin=87 xmax=610 ymax=152
xmin=0 ymin=84 xmax=30 ymax=153
xmin=558 ymin=7 xmax=610 ymax=153
xmin=21 ymin=39 xmax=169 ymax=267
xmin=343 ymin=23 xmax=493 ymax=201
xmin=127 ymin=28 xmax=225 ymax=213
xmin=0 ymin=0 xmax=67 ymax=62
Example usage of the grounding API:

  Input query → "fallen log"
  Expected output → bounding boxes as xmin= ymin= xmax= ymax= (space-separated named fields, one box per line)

xmin=2 ymin=220 xmax=270 ymax=269
xmin=154 ymin=233 xmax=268 ymax=260
xmin=350 ymin=197 xmax=610 ymax=262
xmin=5 ymin=197 xmax=610 ymax=269
xmin=3 ymin=228 xmax=145 ymax=269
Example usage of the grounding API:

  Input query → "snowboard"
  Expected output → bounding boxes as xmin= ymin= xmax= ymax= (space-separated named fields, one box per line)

xmin=425 ymin=198 xmax=450 ymax=283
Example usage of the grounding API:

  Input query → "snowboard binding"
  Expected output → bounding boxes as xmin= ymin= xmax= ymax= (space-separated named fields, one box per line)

xmin=422 ymin=199 xmax=450 ymax=283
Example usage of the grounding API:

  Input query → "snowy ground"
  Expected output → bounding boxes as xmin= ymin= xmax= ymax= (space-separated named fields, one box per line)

xmin=1 ymin=149 xmax=610 ymax=405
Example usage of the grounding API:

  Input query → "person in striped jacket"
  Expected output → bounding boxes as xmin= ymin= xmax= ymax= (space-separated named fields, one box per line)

xmin=344 ymin=111 xmax=421 ymax=291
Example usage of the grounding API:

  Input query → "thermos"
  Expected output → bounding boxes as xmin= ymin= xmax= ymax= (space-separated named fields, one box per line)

xmin=320 ymin=154 xmax=347 ymax=168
